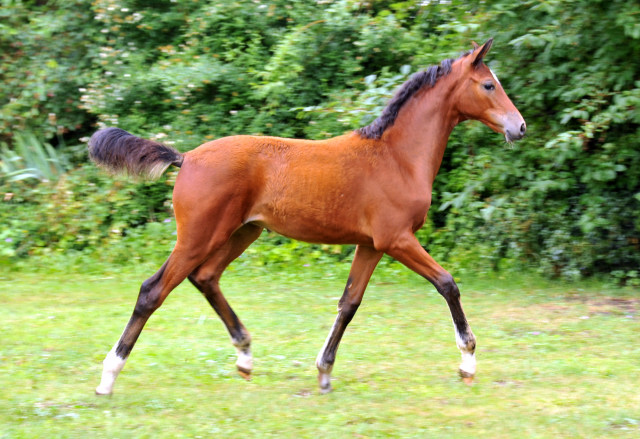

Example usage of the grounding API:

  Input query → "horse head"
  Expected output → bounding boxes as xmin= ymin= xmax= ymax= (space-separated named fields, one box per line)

xmin=453 ymin=39 xmax=526 ymax=143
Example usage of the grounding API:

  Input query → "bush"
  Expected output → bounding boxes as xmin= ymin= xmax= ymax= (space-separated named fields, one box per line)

xmin=1 ymin=0 xmax=638 ymax=281
xmin=0 ymin=163 xmax=174 ymax=268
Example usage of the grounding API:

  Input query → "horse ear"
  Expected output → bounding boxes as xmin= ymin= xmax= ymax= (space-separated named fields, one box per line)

xmin=471 ymin=41 xmax=479 ymax=50
xmin=472 ymin=38 xmax=493 ymax=68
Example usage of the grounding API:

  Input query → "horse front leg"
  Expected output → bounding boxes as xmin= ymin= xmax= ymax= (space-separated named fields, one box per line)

xmin=386 ymin=234 xmax=476 ymax=384
xmin=316 ymin=245 xmax=383 ymax=393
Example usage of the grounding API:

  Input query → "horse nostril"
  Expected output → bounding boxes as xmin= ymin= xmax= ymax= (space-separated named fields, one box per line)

xmin=520 ymin=123 xmax=526 ymax=135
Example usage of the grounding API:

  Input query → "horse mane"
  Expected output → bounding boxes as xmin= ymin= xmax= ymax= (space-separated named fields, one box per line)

xmin=356 ymin=50 xmax=474 ymax=140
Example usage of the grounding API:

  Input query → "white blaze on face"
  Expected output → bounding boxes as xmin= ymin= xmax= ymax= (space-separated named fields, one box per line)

xmin=490 ymin=68 xmax=502 ymax=87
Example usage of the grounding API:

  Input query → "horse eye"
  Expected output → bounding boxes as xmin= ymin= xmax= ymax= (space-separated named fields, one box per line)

xmin=483 ymin=83 xmax=495 ymax=91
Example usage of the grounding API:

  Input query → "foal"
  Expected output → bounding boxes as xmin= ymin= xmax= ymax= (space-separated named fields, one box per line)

xmin=90 ymin=39 xmax=525 ymax=394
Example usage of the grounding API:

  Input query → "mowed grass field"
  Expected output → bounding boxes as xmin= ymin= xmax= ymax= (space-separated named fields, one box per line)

xmin=1 ymin=264 xmax=638 ymax=438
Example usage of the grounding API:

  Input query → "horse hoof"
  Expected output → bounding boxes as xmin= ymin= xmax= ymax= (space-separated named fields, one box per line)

xmin=318 ymin=371 xmax=332 ymax=394
xmin=237 ymin=366 xmax=252 ymax=381
xmin=95 ymin=387 xmax=112 ymax=396
xmin=319 ymin=384 xmax=332 ymax=394
xmin=459 ymin=369 xmax=474 ymax=385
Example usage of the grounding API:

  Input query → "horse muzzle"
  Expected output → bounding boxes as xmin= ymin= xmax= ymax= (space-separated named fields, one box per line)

xmin=503 ymin=113 xmax=526 ymax=143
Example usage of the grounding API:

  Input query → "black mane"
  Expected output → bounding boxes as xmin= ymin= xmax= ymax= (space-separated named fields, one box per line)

xmin=356 ymin=50 xmax=473 ymax=139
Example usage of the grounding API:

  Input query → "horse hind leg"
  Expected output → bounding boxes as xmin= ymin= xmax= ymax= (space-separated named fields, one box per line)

xmin=95 ymin=246 xmax=208 ymax=395
xmin=188 ymin=224 xmax=263 ymax=380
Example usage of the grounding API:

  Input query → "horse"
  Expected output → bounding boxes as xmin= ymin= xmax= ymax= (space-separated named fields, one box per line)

xmin=89 ymin=39 xmax=525 ymax=395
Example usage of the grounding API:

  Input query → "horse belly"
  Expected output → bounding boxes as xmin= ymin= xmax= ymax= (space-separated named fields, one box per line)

xmin=236 ymin=135 xmax=376 ymax=244
xmin=248 ymin=196 xmax=372 ymax=245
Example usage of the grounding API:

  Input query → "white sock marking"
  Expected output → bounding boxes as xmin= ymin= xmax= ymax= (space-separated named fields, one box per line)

xmin=316 ymin=319 xmax=339 ymax=373
xmin=454 ymin=325 xmax=476 ymax=376
xmin=95 ymin=348 xmax=126 ymax=395
xmin=460 ymin=350 xmax=476 ymax=376
xmin=235 ymin=346 xmax=253 ymax=372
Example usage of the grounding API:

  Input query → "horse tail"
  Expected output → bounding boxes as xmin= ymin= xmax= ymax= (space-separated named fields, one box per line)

xmin=88 ymin=127 xmax=184 ymax=180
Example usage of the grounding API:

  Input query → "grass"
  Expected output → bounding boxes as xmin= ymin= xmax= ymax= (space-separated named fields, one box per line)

xmin=0 ymin=263 xmax=638 ymax=438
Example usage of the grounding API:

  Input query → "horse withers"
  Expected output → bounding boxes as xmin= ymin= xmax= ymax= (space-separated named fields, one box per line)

xmin=89 ymin=39 xmax=525 ymax=395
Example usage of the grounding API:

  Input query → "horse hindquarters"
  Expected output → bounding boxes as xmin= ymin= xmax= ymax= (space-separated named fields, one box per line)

xmin=97 ymin=155 xmax=255 ymax=394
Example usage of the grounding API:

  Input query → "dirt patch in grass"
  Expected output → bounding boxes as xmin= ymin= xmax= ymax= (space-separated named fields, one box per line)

xmin=564 ymin=294 xmax=639 ymax=316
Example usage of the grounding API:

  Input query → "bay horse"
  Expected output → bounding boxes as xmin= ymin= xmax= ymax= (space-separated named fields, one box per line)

xmin=90 ymin=39 xmax=525 ymax=395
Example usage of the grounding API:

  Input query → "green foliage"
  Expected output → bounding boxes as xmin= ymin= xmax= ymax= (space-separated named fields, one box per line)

xmin=421 ymin=0 xmax=640 ymax=281
xmin=0 ymin=0 xmax=98 ymax=142
xmin=79 ymin=0 xmax=447 ymax=144
xmin=0 ymin=165 xmax=174 ymax=268
xmin=0 ymin=133 xmax=70 ymax=182
xmin=0 ymin=0 xmax=638 ymax=281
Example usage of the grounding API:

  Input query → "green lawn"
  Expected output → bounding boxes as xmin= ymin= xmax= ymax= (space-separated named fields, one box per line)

xmin=1 ymin=265 xmax=638 ymax=438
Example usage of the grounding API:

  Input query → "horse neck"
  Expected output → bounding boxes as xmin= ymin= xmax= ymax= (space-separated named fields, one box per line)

xmin=381 ymin=76 xmax=461 ymax=185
